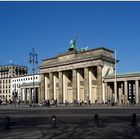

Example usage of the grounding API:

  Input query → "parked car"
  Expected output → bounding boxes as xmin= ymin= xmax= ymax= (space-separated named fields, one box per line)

xmin=38 ymin=100 xmax=47 ymax=106
xmin=1 ymin=101 xmax=6 ymax=105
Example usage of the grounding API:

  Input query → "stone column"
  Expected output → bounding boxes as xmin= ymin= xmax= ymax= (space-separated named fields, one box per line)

xmin=104 ymin=82 xmax=107 ymax=101
xmin=118 ymin=83 xmax=122 ymax=104
xmin=59 ymin=71 xmax=63 ymax=103
xmin=63 ymin=72 xmax=66 ymax=103
xmin=72 ymin=69 xmax=77 ymax=101
xmin=120 ymin=83 xmax=124 ymax=104
xmin=108 ymin=84 xmax=111 ymax=101
xmin=135 ymin=80 xmax=139 ymax=104
xmin=97 ymin=66 xmax=102 ymax=103
xmin=139 ymin=85 xmax=140 ymax=104
xmin=24 ymin=88 xmax=27 ymax=104
xmin=124 ymin=81 xmax=128 ymax=104
xmin=114 ymin=81 xmax=117 ymax=103
xmin=45 ymin=74 xmax=48 ymax=100
xmin=53 ymin=74 xmax=56 ymax=100
xmin=77 ymin=71 xmax=80 ymax=101
xmin=29 ymin=88 xmax=32 ymax=104
xmin=89 ymin=70 xmax=92 ymax=102
xmin=40 ymin=74 xmax=45 ymax=101
xmin=38 ymin=85 xmax=41 ymax=103
xmin=49 ymin=72 xmax=53 ymax=99
xmin=84 ymin=67 xmax=89 ymax=102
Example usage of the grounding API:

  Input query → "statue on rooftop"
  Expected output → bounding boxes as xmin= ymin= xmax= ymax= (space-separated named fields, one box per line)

xmin=68 ymin=37 xmax=78 ymax=52
xmin=68 ymin=36 xmax=89 ymax=52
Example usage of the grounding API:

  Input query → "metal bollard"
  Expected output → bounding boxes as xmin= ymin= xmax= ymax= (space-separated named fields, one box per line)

xmin=5 ymin=116 xmax=10 ymax=130
xmin=132 ymin=113 xmax=137 ymax=126
xmin=94 ymin=114 xmax=99 ymax=127
xmin=52 ymin=115 xmax=56 ymax=128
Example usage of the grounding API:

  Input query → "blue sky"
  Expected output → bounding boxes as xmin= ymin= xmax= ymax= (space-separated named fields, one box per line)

xmin=0 ymin=1 xmax=140 ymax=73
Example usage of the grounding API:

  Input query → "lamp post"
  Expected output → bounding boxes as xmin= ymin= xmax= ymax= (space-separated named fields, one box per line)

xmin=13 ymin=83 xmax=17 ymax=107
xmin=114 ymin=50 xmax=117 ymax=103
xmin=29 ymin=48 xmax=38 ymax=107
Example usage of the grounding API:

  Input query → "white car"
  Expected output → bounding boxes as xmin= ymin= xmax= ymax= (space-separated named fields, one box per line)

xmin=1 ymin=101 xmax=6 ymax=105
xmin=38 ymin=100 xmax=47 ymax=106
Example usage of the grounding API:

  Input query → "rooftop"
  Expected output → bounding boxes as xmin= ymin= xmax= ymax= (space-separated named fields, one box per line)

xmin=42 ymin=47 xmax=114 ymax=62
xmin=105 ymin=71 xmax=140 ymax=78
xmin=0 ymin=64 xmax=27 ymax=68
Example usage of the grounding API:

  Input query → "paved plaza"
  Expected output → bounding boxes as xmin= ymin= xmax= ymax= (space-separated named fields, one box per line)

xmin=0 ymin=104 xmax=140 ymax=138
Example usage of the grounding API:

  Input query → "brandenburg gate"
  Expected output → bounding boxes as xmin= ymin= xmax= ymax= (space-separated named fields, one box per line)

xmin=40 ymin=41 xmax=115 ymax=104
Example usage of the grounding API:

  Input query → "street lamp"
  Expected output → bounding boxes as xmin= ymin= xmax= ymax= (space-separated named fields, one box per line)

xmin=29 ymin=48 xmax=38 ymax=106
xmin=13 ymin=83 xmax=17 ymax=107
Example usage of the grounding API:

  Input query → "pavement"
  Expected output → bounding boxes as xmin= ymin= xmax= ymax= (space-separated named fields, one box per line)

xmin=0 ymin=115 xmax=140 ymax=139
xmin=0 ymin=103 xmax=140 ymax=138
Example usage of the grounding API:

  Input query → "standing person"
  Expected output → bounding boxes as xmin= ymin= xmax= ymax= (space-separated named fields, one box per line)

xmin=18 ymin=100 xmax=21 ymax=107
xmin=48 ymin=99 xmax=50 ymax=107
xmin=88 ymin=100 xmax=91 ymax=105
xmin=55 ymin=99 xmax=57 ymax=107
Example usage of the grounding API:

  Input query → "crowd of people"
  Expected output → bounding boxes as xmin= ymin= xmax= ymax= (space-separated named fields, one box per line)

xmin=38 ymin=99 xmax=58 ymax=107
xmin=38 ymin=99 xmax=105 ymax=107
xmin=0 ymin=98 xmax=130 ymax=107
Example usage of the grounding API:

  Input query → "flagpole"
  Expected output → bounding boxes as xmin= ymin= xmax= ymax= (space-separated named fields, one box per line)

xmin=115 ymin=50 xmax=117 ymax=103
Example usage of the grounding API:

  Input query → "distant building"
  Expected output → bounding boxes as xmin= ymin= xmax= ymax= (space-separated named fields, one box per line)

xmin=0 ymin=64 xmax=28 ymax=101
xmin=11 ymin=74 xmax=40 ymax=103
xmin=104 ymin=72 xmax=140 ymax=104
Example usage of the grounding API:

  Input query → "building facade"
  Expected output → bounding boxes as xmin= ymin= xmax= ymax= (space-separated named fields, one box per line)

xmin=40 ymin=44 xmax=115 ymax=103
xmin=0 ymin=64 xmax=28 ymax=101
xmin=11 ymin=74 xmax=40 ymax=103
xmin=104 ymin=72 xmax=140 ymax=104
